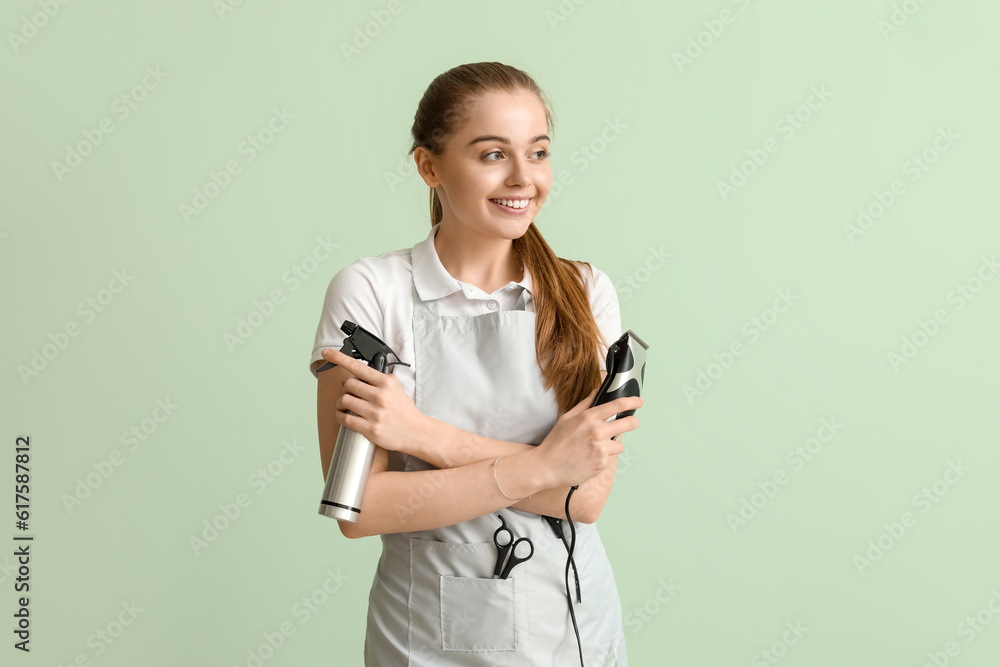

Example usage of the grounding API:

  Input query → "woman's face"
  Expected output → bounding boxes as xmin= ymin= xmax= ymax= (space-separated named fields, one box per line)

xmin=420 ymin=89 xmax=553 ymax=242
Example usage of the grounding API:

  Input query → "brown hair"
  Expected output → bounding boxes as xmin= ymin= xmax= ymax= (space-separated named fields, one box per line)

xmin=408 ymin=62 xmax=603 ymax=413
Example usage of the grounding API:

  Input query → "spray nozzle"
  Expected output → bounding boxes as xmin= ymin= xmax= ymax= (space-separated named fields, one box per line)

xmin=316 ymin=320 xmax=409 ymax=374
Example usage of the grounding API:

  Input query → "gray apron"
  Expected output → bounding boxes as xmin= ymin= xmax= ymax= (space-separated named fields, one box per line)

xmin=363 ymin=277 xmax=628 ymax=666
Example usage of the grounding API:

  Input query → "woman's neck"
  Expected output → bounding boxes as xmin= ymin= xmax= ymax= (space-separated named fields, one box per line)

xmin=433 ymin=222 xmax=522 ymax=294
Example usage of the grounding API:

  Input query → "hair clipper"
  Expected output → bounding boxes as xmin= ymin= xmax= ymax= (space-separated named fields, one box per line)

xmin=592 ymin=330 xmax=648 ymax=420
xmin=316 ymin=321 xmax=408 ymax=523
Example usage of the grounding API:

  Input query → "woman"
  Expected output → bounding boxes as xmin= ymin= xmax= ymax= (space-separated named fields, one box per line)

xmin=310 ymin=62 xmax=642 ymax=666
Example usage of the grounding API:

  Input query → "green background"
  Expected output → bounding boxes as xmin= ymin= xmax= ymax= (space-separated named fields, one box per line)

xmin=4 ymin=0 xmax=999 ymax=665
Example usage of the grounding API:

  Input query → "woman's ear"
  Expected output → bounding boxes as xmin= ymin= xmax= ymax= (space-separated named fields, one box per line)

xmin=413 ymin=146 xmax=440 ymax=188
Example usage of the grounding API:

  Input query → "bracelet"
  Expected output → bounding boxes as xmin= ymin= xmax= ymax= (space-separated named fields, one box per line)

xmin=493 ymin=457 xmax=529 ymax=501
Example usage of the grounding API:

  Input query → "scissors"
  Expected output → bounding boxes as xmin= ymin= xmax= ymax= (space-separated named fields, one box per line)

xmin=492 ymin=514 xmax=534 ymax=579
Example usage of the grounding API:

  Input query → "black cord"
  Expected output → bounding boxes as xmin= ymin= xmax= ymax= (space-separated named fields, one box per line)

xmin=564 ymin=486 xmax=585 ymax=667
xmin=543 ymin=517 xmax=581 ymax=603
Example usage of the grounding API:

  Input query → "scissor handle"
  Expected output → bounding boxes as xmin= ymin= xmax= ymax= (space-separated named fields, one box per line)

xmin=494 ymin=525 xmax=512 ymax=549
xmin=493 ymin=515 xmax=514 ymax=578
xmin=499 ymin=538 xmax=534 ymax=579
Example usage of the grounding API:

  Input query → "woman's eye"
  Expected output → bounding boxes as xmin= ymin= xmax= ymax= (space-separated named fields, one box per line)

xmin=482 ymin=149 xmax=550 ymax=161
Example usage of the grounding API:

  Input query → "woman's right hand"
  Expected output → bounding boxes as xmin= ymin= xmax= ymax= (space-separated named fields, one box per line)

xmin=533 ymin=388 xmax=643 ymax=489
xmin=322 ymin=348 xmax=432 ymax=458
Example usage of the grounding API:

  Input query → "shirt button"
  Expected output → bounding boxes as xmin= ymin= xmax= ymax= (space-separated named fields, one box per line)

xmin=487 ymin=300 xmax=498 ymax=311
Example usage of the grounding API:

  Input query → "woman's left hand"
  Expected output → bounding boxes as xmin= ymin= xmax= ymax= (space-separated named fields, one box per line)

xmin=321 ymin=348 xmax=429 ymax=457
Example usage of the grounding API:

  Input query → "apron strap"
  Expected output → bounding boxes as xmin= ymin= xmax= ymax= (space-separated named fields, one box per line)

xmin=514 ymin=288 xmax=528 ymax=311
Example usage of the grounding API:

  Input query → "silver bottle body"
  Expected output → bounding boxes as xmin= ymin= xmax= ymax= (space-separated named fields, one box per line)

xmin=318 ymin=424 xmax=375 ymax=523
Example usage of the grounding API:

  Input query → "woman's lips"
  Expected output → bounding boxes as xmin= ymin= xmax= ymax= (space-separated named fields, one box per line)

xmin=488 ymin=198 xmax=531 ymax=215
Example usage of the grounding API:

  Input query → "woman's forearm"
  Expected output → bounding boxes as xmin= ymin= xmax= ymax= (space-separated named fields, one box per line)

xmin=342 ymin=447 xmax=555 ymax=538
xmin=416 ymin=416 xmax=529 ymax=468
xmin=412 ymin=417 xmax=618 ymax=523
xmin=510 ymin=458 xmax=618 ymax=523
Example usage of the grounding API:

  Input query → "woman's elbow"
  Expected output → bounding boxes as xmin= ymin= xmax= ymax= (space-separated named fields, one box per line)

xmin=575 ymin=502 xmax=604 ymax=524
xmin=337 ymin=519 xmax=366 ymax=539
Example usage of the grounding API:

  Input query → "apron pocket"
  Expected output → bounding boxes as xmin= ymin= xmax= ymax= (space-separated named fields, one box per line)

xmin=440 ymin=575 xmax=516 ymax=652
xmin=408 ymin=536 xmax=526 ymax=663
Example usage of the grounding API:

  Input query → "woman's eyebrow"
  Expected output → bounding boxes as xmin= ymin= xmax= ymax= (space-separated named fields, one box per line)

xmin=467 ymin=134 xmax=550 ymax=147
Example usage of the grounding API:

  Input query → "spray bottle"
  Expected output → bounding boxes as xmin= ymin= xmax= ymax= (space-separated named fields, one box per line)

xmin=315 ymin=320 xmax=408 ymax=523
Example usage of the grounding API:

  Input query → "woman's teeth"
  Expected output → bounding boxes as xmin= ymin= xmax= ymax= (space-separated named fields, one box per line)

xmin=490 ymin=198 xmax=529 ymax=209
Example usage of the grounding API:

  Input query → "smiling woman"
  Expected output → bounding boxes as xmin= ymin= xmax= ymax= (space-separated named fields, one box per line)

xmin=417 ymin=87 xmax=555 ymax=294
xmin=309 ymin=61 xmax=641 ymax=666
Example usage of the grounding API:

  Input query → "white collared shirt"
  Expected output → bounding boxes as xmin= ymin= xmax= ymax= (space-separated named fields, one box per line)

xmin=309 ymin=224 xmax=621 ymax=401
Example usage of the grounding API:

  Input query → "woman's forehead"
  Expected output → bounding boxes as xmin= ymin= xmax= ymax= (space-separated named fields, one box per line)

xmin=455 ymin=91 xmax=548 ymax=141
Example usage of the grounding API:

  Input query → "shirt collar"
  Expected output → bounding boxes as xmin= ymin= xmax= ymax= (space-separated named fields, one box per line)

xmin=412 ymin=223 xmax=533 ymax=301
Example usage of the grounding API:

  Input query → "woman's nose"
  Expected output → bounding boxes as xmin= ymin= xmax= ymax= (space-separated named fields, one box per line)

xmin=505 ymin=157 xmax=532 ymax=186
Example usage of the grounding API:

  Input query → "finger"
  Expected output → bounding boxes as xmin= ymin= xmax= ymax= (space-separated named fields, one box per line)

xmin=335 ymin=408 xmax=366 ymax=435
xmin=591 ymin=395 xmax=643 ymax=422
xmin=320 ymin=347 xmax=352 ymax=372
xmin=566 ymin=386 xmax=600 ymax=416
xmin=605 ymin=415 xmax=640 ymax=440
xmin=337 ymin=393 xmax=371 ymax=419
xmin=601 ymin=437 xmax=626 ymax=457
xmin=324 ymin=349 xmax=385 ymax=384
xmin=343 ymin=376 xmax=377 ymax=402
xmin=611 ymin=394 xmax=644 ymax=410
